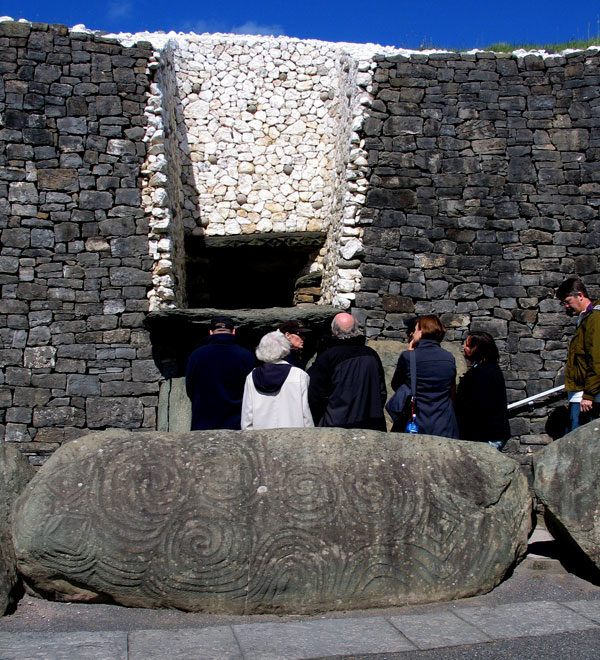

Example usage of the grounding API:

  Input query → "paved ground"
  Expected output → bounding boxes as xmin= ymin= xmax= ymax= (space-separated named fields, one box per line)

xmin=1 ymin=528 xmax=599 ymax=660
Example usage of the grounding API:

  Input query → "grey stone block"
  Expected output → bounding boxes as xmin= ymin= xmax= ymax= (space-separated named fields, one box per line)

xmin=66 ymin=374 xmax=101 ymax=396
xmin=131 ymin=359 xmax=162 ymax=382
xmin=0 ymin=443 xmax=35 ymax=614
xmin=109 ymin=267 xmax=152 ymax=286
xmin=56 ymin=117 xmax=87 ymax=134
xmin=0 ymin=631 xmax=127 ymax=660
xmin=13 ymin=430 xmax=530 ymax=614
xmin=85 ymin=396 xmax=144 ymax=428
xmin=455 ymin=601 xmax=597 ymax=639
xmin=390 ymin=611 xmax=490 ymax=649
xmin=534 ymin=428 xmax=600 ymax=571
xmin=32 ymin=405 xmax=85 ymax=428
xmin=79 ymin=191 xmax=113 ymax=210
xmin=38 ymin=169 xmax=79 ymax=191
xmin=129 ymin=627 xmax=241 ymax=660
xmin=23 ymin=346 xmax=56 ymax=369
xmin=8 ymin=182 xmax=38 ymax=203
xmin=157 ymin=378 xmax=191 ymax=432
xmin=34 ymin=64 xmax=62 ymax=83
xmin=96 ymin=95 xmax=122 ymax=115
xmin=234 ymin=617 xmax=416 ymax=659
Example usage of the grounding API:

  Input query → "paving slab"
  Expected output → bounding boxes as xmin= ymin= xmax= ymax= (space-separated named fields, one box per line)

xmin=389 ymin=610 xmax=491 ymax=649
xmin=233 ymin=616 xmax=416 ymax=660
xmin=0 ymin=630 xmax=127 ymax=660
xmin=454 ymin=600 xmax=598 ymax=639
xmin=129 ymin=626 xmax=242 ymax=660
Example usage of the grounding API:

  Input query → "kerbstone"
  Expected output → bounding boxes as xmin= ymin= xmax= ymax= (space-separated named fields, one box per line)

xmin=534 ymin=423 xmax=600 ymax=570
xmin=13 ymin=429 xmax=531 ymax=614
xmin=0 ymin=444 xmax=35 ymax=615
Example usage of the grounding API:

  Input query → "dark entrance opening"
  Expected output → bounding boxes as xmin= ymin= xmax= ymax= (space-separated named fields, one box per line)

xmin=185 ymin=231 xmax=326 ymax=309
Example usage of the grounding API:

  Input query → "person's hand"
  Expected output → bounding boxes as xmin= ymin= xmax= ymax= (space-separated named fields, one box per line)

xmin=580 ymin=398 xmax=593 ymax=413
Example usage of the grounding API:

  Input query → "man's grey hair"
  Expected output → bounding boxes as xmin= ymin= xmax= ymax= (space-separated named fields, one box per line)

xmin=331 ymin=316 xmax=362 ymax=339
xmin=255 ymin=331 xmax=291 ymax=363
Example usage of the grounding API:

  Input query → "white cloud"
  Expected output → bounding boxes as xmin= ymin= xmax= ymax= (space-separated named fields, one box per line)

xmin=107 ymin=1 xmax=133 ymax=21
xmin=231 ymin=21 xmax=285 ymax=37
xmin=181 ymin=19 xmax=219 ymax=34
xmin=177 ymin=17 xmax=286 ymax=37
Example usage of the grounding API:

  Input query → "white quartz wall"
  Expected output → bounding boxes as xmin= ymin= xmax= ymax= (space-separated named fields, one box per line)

xmin=140 ymin=33 xmax=384 ymax=310
xmin=143 ymin=43 xmax=188 ymax=309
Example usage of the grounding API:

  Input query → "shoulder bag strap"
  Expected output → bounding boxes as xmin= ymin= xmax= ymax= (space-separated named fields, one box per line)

xmin=409 ymin=350 xmax=417 ymax=398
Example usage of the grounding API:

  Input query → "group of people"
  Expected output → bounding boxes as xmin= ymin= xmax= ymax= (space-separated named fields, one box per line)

xmin=390 ymin=315 xmax=510 ymax=449
xmin=185 ymin=312 xmax=387 ymax=433
xmin=185 ymin=276 xmax=600 ymax=444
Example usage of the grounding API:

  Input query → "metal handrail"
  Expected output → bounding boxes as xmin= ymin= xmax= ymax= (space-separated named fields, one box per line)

xmin=507 ymin=385 xmax=565 ymax=410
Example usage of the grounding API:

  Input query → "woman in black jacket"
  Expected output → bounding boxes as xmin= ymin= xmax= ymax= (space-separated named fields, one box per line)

xmin=454 ymin=331 xmax=510 ymax=450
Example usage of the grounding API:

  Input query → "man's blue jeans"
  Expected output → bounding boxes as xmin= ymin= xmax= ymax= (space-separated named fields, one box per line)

xmin=568 ymin=402 xmax=600 ymax=433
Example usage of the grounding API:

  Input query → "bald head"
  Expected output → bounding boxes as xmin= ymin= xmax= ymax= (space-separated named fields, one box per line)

xmin=332 ymin=313 xmax=362 ymax=339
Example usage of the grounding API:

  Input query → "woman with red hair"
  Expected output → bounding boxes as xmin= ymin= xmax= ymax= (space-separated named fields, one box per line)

xmin=390 ymin=315 xmax=459 ymax=438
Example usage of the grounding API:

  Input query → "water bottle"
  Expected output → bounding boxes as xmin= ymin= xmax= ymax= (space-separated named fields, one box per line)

xmin=405 ymin=412 xmax=419 ymax=434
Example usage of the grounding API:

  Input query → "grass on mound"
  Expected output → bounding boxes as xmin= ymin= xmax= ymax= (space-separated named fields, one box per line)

xmin=483 ymin=38 xmax=600 ymax=53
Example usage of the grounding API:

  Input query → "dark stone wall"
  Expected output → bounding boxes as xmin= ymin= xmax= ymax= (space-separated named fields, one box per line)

xmin=354 ymin=50 xmax=600 ymax=465
xmin=0 ymin=22 xmax=158 ymax=463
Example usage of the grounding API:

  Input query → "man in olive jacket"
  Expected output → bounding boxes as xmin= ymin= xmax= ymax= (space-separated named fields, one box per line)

xmin=556 ymin=277 xmax=600 ymax=431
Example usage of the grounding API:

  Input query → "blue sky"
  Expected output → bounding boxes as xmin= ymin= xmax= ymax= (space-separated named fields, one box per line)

xmin=2 ymin=1 xmax=600 ymax=50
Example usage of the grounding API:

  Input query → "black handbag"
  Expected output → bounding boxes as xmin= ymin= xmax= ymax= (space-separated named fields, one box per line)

xmin=386 ymin=351 xmax=417 ymax=424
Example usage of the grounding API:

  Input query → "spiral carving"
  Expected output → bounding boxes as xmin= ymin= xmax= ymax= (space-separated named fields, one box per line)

xmin=147 ymin=505 xmax=250 ymax=600
xmin=188 ymin=436 xmax=260 ymax=513
xmin=273 ymin=464 xmax=338 ymax=525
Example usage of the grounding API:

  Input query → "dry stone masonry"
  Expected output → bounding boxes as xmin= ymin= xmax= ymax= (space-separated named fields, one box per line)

xmin=0 ymin=21 xmax=159 ymax=459
xmin=1 ymin=18 xmax=600 ymax=465
xmin=353 ymin=49 xmax=600 ymax=459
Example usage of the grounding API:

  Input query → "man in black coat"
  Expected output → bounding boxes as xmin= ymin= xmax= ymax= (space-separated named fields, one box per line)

xmin=185 ymin=316 xmax=254 ymax=430
xmin=308 ymin=313 xmax=387 ymax=430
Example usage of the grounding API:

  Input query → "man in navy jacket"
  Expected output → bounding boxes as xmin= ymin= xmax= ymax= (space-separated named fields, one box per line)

xmin=185 ymin=316 xmax=254 ymax=430
xmin=308 ymin=313 xmax=387 ymax=430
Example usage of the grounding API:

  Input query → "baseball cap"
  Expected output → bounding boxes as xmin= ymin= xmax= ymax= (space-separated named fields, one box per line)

xmin=210 ymin=316 xmax=235 ymax=331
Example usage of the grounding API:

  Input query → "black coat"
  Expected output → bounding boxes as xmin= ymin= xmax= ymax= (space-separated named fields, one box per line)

xmin=308 ymin=336 xmax=387 ymax=430
xmin=455 ymin=362 xmax=510 ymax=443
xmin=185 ymin=334 xmax=255 ymax=430
xmin=391 ymin=339 xmax=459 ymax=439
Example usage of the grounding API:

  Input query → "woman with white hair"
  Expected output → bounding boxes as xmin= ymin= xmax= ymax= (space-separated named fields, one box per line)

xmin=241 ymin=331 xmax=314 ymax=430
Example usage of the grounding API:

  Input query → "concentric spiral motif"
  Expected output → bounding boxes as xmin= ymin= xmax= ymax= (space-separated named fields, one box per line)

xmin=94 ymin=437 xmax=188 ymax=555
xmin=188 ymin=436 xmax=260 ymax=514
xmin=36 ymin=514 xmax=97 ymax=579
xmin=145 ymin=504 xmax=250 ymax=603
xmin=273 ymin=464 xmax=338 ymax=526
